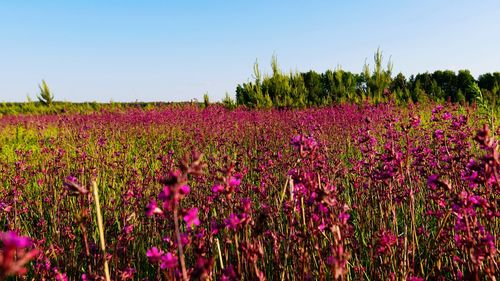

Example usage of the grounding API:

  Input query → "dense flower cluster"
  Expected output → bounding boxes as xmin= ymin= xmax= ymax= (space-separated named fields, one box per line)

xmin=0 ymin=103 xmax=497 ymax=280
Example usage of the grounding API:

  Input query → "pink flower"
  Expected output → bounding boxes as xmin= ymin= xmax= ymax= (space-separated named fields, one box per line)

xmin=158 ymin=186 xmax=171 ymax=201
xmin=211 ymin=184 xmax=224 ymax=193
xmin=179 ymin=185 xmax=190 ymax=195
xmin=160 ymin=252 xmax=178 ymax=269
xmin=442 ymin=112 xmax=452 ymax=120
xmin=183 ymin=208 xmax=200 ymax=228
xmin=433 ymin=129 xmax=444 ymax=140
xmin=146 ymin=247 xmax=164 ymax=263
xmin=0 ymin=231 xmax=39 ymax=277
xmin=225 ymin=213 xmax=241 ymax=230
xmin=54 ymin=269 xmax=68 ymax=281
xmin=145 ymin=200 xmax=163 ymax=217
xmin=0 ymin=231 xmax=32 ymax=249
xmin=228 ymin=176 xmax=241 ymax=188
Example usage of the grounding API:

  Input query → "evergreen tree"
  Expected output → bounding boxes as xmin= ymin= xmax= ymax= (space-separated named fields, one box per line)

xmin=37 ymin=80 xmax=54 ymax=106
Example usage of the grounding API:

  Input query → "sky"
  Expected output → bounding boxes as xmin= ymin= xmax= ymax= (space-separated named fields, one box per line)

xmin=1 ymin=1 xmax=499 ymax=102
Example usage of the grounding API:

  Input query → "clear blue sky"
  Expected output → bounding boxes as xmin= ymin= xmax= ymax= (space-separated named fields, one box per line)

xmin=1 ymin=1 xmax=499 ymax=102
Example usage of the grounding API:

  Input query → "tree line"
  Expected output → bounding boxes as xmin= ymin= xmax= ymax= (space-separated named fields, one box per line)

xmin=235 ymin=49 xmax=499 ymax=108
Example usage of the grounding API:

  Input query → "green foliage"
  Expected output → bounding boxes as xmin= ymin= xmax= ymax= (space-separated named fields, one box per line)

xmin=235 ymin=49 xmax=395 ymax=108
xmin=222 ymin=92 xmax=236 ymax=109
xmin=365 ymin=48 xmax=393 ymax=101
xmin=235 ymin=50 xmax=499 ymax=108
xmin=474 ymin=83 xmax=497 ymax=138
xmin=203 ymin=92 xmax=210 ymax=108
xmin=37 ymin=80 xmax=54 ymax=106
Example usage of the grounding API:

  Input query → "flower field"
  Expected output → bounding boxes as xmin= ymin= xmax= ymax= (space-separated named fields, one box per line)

xmin=0 ymin=103 xmax=498 ymax=280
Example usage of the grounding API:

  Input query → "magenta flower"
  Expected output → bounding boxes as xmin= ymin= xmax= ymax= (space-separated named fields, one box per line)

xmin=228 ymin=176 xmax=241 ymax=188
xmin=54 ymin=269 xmax=68 ymax=281
xmin=211 ymin=184 xmax=224 ymax=193
xmin=433 ymin=129 xmax=444 ymax=140
xmin=146 ymin=247 xmax=164 ymax=263
xmin=442 ymin=112 xmax=452 ymax=120
xmin=183 ymin=208 xmax=200 ymax=228
xmin=0 ymin=231 xmax=32 ymax=249
xmin=0 ymin=231 xmax=39 ymax=277
xmin=179 ymin=185 xmax=190 ymax=195
xmin=225 ymin=213 xmax=241 ymax=230
xmin=145 ymin=200 xmax=163 ymax=217
xmin=291 ymin=135 xmax=302 ymax=148
xmin=427 ymin=175 xmax=438 ymax=188
xmin=160 ymin=252 xmax=178 ymax=269
xmin=158 ymin=186 xmax=171 ymax=201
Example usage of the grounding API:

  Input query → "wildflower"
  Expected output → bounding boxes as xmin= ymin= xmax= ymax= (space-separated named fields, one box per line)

xmin=146 ymin=247 xmax=164 ymax=263
xmin=145 ymin=200 xmax=163 ymax=217
xmin=64 ymin=176 xmax=89 ymax=196
xmin=158 ymin=186 xmax=171 ymax=201
xmin=433 ymin=129 xmax=444 ymax=140
xmin=54 ymin=269 xmax=68 ymax=281
xmin=442 ymin=112 xmax=452 ymax=120
xmin=228 ymin=176 xmax=241 ymax=188
xmin=291 ymin=135 xmax=302 ymax=148
xmin=1 ymin=231 xmax=32 ymax=249
xmin=208 ymin=220 xmax=219 ymax=236
xmin=0 ymin=231 xmax=39 ymax=278
xmin=225 ymin=213 xmax=242 ymax=230
xmin=221 ymin=264 xmax=238 ymax=281
xmin=179 ymin=185 xmax=190 ymax=195
xmin=410 ymin=115 xmax=420 ymax=127
xmin=183 ymin=208 xmax=200 ymax=228
xmin=211 ymin=184 xmax=224 ymax=193
xmin=160 ymin=252 xmax=178 ymax=269
xmin=339 ymin=212 xmax=350 ymax=224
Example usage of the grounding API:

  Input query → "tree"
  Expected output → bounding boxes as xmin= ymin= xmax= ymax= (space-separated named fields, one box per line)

xmin=432 ymin=70 xmax=457 ymax=101
xmin=222 ymin=92 xmax=236 ymax=109
xmin=37 ymin=80 xmax=54 ymax=106
xmin=364 ymin=48 xmax=393 ymax=103
xmin=391 ymin=73 xmax=407 ymax=93
xmin=302 ymin=70 xmax=324 ymax=105
xmin=203 ymin=92 xmax=210 ymax=108
xmin=457 ymin=69 xmax=477 ymax=102
xmin=261 ymin=55 xmax=292 ymax=107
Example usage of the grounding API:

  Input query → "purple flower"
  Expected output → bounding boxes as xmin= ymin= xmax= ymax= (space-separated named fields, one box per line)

xmin=211 ymin=184 xmax=224 ymax=193
xmin=433 ymin=129 xmax=444 ymax=140
xmin=54 ymin=269 xmax=68 ymax=281
xmin=0 ymin=231 xmax=32 ymax=249
xmin=158 ymin=186 xmax=171 ymax=201
xmin=228 ymin=176 xmax=241 ymax=188
xmin=145 ymin=200 xmax=163 ymax=217
xmin=0 ymin=232 xmax=39 ymax=278
xmin=146 ymin=247 xmax=164 ymax=263
xmin=179 ymin=185 xmax=190 ymax=195
xmin=291 ymin=135 xmax=302 ymax=148
xmin=225 ymin=213 xmax=241 ymax=230
xmin=442 ymin=112 xmax=452 ymax=120
xmin=427 ymin=174 xmax=439 ymax=190
xmin=410 ymin=115 xmax=420 ymax=127
xmin=339 ymin=212 xmax=350 ymax=224
xmin=160 ymin=252 xmax=178 ymax=269
xmin=183 ymin=208 xmax=200 ymax=228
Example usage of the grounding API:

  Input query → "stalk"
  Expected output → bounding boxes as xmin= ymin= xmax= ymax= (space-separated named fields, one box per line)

xmin=92 ymin=181 xmax=110 ymax=281
xmin=173 ymin=206 xmax=188 ymax=281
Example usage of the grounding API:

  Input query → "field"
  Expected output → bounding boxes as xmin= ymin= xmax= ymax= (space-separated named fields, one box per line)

xmin=0 ymin=103 xmax=498 ymax=280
